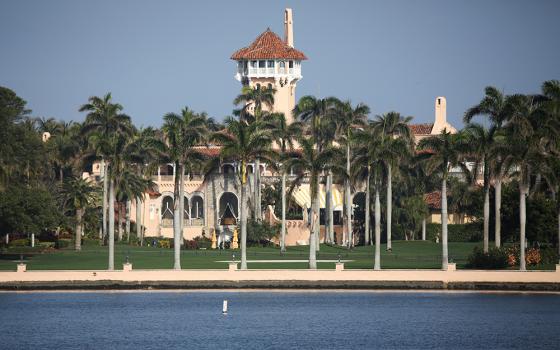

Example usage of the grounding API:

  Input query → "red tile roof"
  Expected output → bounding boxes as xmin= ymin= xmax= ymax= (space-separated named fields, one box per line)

xmin=193 ymin=146 xmax=221 ymax=157
xmin=231 ymin=29 xmax=307 ymax=60
xmin=409 ymin=123 xmax=433 ymax=135
xmin=424 ymin=191 xmax=441 ymax=210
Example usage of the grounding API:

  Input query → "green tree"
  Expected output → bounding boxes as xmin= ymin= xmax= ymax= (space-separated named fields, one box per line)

xmin=60 ymin=177 xmax=99 ymax=251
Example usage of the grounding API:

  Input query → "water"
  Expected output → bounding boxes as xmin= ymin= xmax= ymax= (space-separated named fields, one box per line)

xmin=1 ymin=291 xmax=559 ymax=349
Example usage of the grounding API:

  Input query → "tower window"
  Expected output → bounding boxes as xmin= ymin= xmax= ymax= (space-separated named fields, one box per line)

xmin=438 ymin=98 xmax=441 ymax=105
xmin=289 ymin=61 xmax=294 ymax=68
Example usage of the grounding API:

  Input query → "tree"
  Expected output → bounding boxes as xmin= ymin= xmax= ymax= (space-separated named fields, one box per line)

xmin=333 ymin=101 xmax=369 ymax=248
xmin=267 ymin=113 xmax=302 ymax=252
xmin=464 ymin=87 xmax=510 ymax=248
xmin=372 ymin=111 xmax=412 ymax=251
xmin=294 ymin=96 xmax=339 ymax=249
xmin=80 ymin=93 xmax=132 ymax=270
xmin=162 ymin=107 xmax=208 ymax=270
xmin=234 ymin=85 xmax=276 ymax=221
xmin=60 ymin=177 xmax=99 ymax=251
xmin=212 ymin=117 xmax=273 ymax=270
xmin=418 ymin=130 xmax=468 ymax=269
xmin=286 ymin=137 xmax=344 ymax=269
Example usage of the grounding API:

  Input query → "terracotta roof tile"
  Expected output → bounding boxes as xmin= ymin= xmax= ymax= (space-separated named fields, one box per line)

xmin=409 ymin=123 xmax=433 ymax=135
xmin=231 ymin=29 xmax=307 ymax=60
xmin=424 ymin=191 xmax=441 ymax=210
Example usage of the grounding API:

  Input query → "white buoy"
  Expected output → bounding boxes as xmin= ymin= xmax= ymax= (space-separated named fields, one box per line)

xmin=222 ymin=300 xmax=228 ymax=314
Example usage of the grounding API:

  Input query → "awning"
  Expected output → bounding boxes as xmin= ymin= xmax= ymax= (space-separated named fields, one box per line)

xmin=291 ymin=184 xmax=344 ymax=210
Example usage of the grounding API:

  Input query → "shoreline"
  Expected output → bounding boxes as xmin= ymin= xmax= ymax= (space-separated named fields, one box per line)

xmin=1 ymin=267 xmax=559 ymax=291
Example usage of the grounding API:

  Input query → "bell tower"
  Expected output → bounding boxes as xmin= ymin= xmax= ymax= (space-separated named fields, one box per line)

xmin=231 ymin=8 xmax=307 ymax=123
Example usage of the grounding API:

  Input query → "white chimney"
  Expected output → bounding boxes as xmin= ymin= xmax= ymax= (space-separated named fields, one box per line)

xmin=284 ymin=8 xmax=294 ymax=47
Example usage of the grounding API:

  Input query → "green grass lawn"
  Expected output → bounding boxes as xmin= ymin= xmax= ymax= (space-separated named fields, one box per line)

xmin=0 ymin=240 xmax=486 ymax=271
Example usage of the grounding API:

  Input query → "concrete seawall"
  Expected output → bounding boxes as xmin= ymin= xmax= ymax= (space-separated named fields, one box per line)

xmin=1 ymin=268 xmax=560 ymax=291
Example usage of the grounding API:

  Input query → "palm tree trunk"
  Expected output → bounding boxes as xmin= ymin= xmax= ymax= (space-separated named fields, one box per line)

xmin=118 ymin=203 xmax=123 ymax=241
xmin=136 ymin=196 xmax=142 ymax=242
xmin=173 ymin=162 xmax=181 ymax=270
xmin=240 ymin=179 xmax=248 ymax=270
xmin=346 ymin=145 xmax=352 ymax=248
xmin=75 ymin=208 xmax=83 ymax=251
xmin=309 ymin=184 xmax=319 ymax=270
xmin=519 ymin=183 xmax=528 ymax=271
xmin=374 ymin=184 xmax=381 ymax=270
xmin=281 ymin=171 xmax=287 ymax=252
xmin=364 ymin=166 xmax=370 ymax=246
xmin=315 ymin=176 xmax=321 ymax=251
xmin=108 ymin=179 xmax=115 ymax=271
xmin=495 ymin=178 xmax=502 ymax=248
xmin=254 ymin=159 xmax=261 ymax=221
xmin=441 ymin=178 xmax=449 ymax=270
xmin=483 ymin=185 xmax=490 ymax=253
xmin=557 ymin=206 xmax=560 ymax=257
xmin=126 ymin=199 xmax=131 ymax=243
xmin=386 ymin=165 xmax=392 ymax=251
xmin=422 ymin=218 xmax=426 ymax=241
xmin=102 ymin=161 xmax=108 ymax=241
xmin=179 ymin=165 xmax=185 ymax=246
xmin=325 ymin=171 xmax=333 ymax=244
xmin=327 ymin=170 xmax=335 ymax=244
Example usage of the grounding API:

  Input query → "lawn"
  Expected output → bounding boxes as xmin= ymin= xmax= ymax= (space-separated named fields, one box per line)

xmin=0 ymin=240 xmax=483 ymax=271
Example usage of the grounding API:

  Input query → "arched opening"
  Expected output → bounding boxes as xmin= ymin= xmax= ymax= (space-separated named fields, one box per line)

xmin=191 ymin=195 xmax=204 ymax=226
xmin=352 ymin=192 xmax=366 ymax=244
xmin=160 ymin=164 xmax=174 ymax=176
xmin=183 ymin=196 xmax=190 ymax=224
xmin=219 ymin=192 xmax=238 ymax=226
xmin=161 ymin=196 xmax=174 ymax=227
xmin=222 ymin=164 xmax=235 ymax=174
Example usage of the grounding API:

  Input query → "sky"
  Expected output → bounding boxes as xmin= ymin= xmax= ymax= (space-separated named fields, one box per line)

xmin=1 ymin=0 xmax=559 ymax=128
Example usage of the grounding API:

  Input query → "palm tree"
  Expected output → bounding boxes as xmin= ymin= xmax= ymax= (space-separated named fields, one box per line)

xmin=372 ymin=111 xmax=412 ymax=251
xmin=60 ymin=176 xmax=99 ymax=251
xmin=504 ymin=94 xmax=548 ymax=271
xmin=294 ymin=96 xmax=339 ymax=249
xmin=463 ymin=123 xmax=497 ymax=252
xmin=162 ymin=107 xmax=208 ymax=270
xmin=80 ymin=93 xmax=132 ymax=270
xmin=464 ymin=87 xmax=510 ymax=248
xmin=212 ymin=117 xmax=274 ymax=270
xmin=418 ymin=130 xmax=467 ymax=270
xmin=286 ymin=137 xmax=344 ymax=269
xmin=234 ymin=85 xmax=276 ymax=221
xmin=334 ymin=101 xmax=369 ymax=248
xmin=267 ymin=113 xmax=302 ymax=252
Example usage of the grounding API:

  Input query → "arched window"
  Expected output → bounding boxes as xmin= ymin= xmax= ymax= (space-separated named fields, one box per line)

xmin=219 ymin=192 xmax=239 ymax=226
xmin=191 ymin=195 xmax=204 ymax=225
xmin=267 ymin=83 xmax=273 ymax=90
xmin=255 ymin=83 xmax=261 ymax=90
xmin=161 ymin=196 xmax=174 ymax=227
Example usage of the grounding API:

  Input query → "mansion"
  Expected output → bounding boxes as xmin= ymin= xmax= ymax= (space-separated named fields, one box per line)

xmin=87 ymin=9 xmax=459 ymax=246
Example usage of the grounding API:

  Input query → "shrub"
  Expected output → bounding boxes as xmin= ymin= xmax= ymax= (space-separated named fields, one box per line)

xmin=10 ymin=238 xmax=30 ymax=247
xmin=466 ymin=247 xmax=509 ymax=269
xmin=540 ymin=247 xmax=559 ymax=265
xmin=55 ymin=239 xmax=72 ymax=249
xmin=38 ymin=241 xmax=55 ymax=248
xmin=506 ymin=245 xmax=546 ymax=267
xmin=426 ymin=223 xmax=482 ymax=242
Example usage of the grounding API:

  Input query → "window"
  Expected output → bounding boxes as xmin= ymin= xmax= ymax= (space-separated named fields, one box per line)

xmin=267 ymin=83 xmax=273 ymax=90
xmin=438 ymin=98 xmax=441 ymax=105
xmin=267 ymin=60 xmax=275 ymax=67
xmin=255 ymin=83 xmax=261 ymax=90
xmin=259 ymin=60 xmax=266 ymax=68
xmin=279 ymin=61 xmax=285 ymax=68
xmin=289 ymin=61 xmax=294 ymax=68
xmin=250 ymin=61 xmax=257 ymax=68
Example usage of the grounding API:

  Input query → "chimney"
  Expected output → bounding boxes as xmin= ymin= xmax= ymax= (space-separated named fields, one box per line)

xmin=284 ymin=8 xmax=294 ymax=47
xmin=435 ymin=96 xmax=447 ymax=126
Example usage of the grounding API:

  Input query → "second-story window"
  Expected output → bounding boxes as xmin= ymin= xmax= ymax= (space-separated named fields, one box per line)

xmin=267 ymin=60 xmax=275 ymax=68
xmin=251 ymin=61 xmax=257 ymax=68
xmin=259 ymin=60 xmax=266 ymax=68
xmin=279 ymin=61 xmax=285 ymax=68
xmin=289 ymin=61 xmax=294 ymax=68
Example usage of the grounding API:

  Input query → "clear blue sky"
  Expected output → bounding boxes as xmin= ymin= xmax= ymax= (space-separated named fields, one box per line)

xmin=1 ymin=0 xmax=559 ymax=128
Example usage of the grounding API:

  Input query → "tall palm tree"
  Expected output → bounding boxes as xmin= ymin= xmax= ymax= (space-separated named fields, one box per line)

xmin=162 ymin=107 xmax=208 ymax=270
xmin=463 ymin=123 xmax=497 ymax=252
xmin=267 ymin=113 xmax=302 ymax=252
xmin=372 ymin=111 xmax=412 ymax=251
xmin=334 ymin=101 xmax=369 ymax=248
xmin=286 ymin=137 xmax=344 ymax=269
xmin=418 ymin=130 xmax=467 ymax=270
xmin=234 ymin=85 xmax=276 ymax=221
xmin=60 ymin=176 xmax=99 ymax=251
xmin=294 ymin=96 xmax=339 ymax=249
xmin=212 ymin=117 xmax=273 ymax=269
xmin=80 ymin=93 xmax=132 ymax=270
xmin=504 ymin=94 xmax=548 ymax=271
xmin=464 ymin=87 xmax=510 ymax=248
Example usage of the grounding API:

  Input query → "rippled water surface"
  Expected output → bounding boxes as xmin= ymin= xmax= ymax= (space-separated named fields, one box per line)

xmin=1 ymin=291 xmax=559 ymax=349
